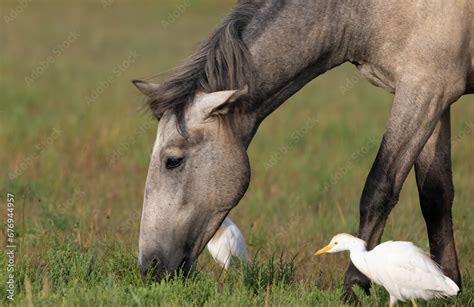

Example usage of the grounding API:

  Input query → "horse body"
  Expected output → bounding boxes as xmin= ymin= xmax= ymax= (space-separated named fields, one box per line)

xmin=135 ymin=0 xmax=473 ymax=299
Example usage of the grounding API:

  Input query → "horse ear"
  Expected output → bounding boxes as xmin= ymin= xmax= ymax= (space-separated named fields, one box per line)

xmin=132 ymin=80 xmax=160 ymax=97
xmin=198 ymin=85 xmax=248 ymax=119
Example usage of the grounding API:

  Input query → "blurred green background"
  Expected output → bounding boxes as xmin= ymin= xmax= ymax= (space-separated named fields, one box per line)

xmin=1 ymin=0 xmax=473 ymax=305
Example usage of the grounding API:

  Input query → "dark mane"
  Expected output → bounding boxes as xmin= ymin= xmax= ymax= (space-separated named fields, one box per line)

xmin=147 ymin=1 xmax=259 ymax=126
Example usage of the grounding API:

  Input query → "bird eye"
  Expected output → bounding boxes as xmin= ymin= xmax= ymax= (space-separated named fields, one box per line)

xmin=165 ymin=157 xmax=184 ymax=170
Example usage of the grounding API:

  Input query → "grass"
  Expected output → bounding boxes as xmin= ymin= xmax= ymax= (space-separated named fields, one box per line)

xmin=1 ymin=0 xmax=473 ymax=305
xmin=2 ymin=241 xmax=472 ymax=306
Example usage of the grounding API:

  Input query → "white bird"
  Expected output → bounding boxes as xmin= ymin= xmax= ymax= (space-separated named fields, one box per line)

xmin=206 ymin=217 xmax=248 ymax=269
xmin=315 ymin=233 xmax=459 ymax=306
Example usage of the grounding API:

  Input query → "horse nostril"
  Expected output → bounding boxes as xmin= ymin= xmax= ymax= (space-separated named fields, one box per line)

xmin=177 ymin=257 xmax=195 ymax=277
xmin=140 ymin=256 xmax=162 ymax=281
xmin=178 ymin=257 xmax=187 ymax=270
xmin=149 ymin=257 xmax=159 ymax=273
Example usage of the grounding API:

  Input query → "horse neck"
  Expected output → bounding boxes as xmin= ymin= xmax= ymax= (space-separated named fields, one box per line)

xmin=242 ymin=0 xmax=369 ymax=123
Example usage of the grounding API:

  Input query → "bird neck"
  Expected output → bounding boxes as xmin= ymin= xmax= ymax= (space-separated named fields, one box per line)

xmin=347 ymin=238 xmax=368 ymax=258
xmin=347 ymin=239 xmax=370 ymax=278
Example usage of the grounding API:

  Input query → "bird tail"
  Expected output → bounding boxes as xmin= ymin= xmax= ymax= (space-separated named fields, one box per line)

xmin=443 ymin=276 xmax=460 ymax=296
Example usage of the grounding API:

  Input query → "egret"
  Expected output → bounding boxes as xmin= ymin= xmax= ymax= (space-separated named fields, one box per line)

xmin=315 ymin=233 xmax=459 ymax=306
xmin=207 ymin=217 xmax=248 ymax=269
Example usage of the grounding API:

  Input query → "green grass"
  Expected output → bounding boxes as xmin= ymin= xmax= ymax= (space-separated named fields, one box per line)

xmin=1 ymin=0 xmax=473 ymax=306
xmin=1 ymin=241 xmax=472 ymax=306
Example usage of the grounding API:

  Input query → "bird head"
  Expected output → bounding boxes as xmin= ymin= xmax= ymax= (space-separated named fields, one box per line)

xmin=314 ymin=233 xmax=361 ymax=255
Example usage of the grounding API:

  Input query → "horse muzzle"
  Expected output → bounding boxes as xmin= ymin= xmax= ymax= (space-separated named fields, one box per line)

xmin=139 ymin=249 xmax=195 ymax=281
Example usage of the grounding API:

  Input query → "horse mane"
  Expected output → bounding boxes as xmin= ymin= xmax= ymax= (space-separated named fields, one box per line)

xmin=146 ymin=1 xmax=259 ymax=128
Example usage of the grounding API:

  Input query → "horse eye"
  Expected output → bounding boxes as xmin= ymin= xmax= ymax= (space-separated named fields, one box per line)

xmin=165 ymin=157 xmax=184 ymax=170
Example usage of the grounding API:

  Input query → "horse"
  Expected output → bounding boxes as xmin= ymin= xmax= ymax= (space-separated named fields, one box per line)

xmin=133 ymin=0 xmax=473 ymax=300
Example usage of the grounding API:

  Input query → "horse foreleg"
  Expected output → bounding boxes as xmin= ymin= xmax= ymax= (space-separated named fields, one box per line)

xmin=415 ymin=107 xmax=461 ymax=287
xmin=342 ymin=75 xmax=465 ymax=301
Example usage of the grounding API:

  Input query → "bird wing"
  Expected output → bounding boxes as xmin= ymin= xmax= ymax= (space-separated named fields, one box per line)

xmin=365 ymin=241 xmax=458 ymax=301
xmin=207 ymin=218 xmax=248 ymax=269
xmin=225 ymin=223 xmax=248 ymax=261
xmin=207 ymin=234 xmax=232 ymax=268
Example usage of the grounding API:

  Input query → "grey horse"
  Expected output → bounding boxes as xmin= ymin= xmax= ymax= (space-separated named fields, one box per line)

xmin=133 ymin=0 xmax=473 ymax=300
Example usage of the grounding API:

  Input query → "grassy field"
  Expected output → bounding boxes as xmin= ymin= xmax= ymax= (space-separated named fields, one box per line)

xmin=1 ymin=0 xmax=473 ymax=306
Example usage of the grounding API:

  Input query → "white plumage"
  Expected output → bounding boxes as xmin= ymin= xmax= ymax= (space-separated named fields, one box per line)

xmin=315 ymin=233 xmax=459 ymax=306
xmin=206 ymin=217 xmax=248 ymax=269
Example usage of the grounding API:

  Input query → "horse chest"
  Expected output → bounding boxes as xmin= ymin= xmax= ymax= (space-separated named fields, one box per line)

xmin=356 ymin=63 xmax=396 ymax=94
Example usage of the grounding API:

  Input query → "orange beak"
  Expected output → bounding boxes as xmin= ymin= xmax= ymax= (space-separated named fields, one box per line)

xmin=314 ymin=243 xmax=336 ymax=256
